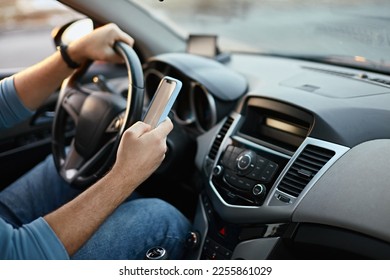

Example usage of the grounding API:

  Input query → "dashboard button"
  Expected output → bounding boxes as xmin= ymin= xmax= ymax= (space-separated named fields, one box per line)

xmin=212 ymin=165 xmax=223 ymax=176
xmin=236 ymin=150 xmax=256 ymax=174
xmin=224 ymin=170 xmax=238 ymax=185
xmin=252 ymin=184 xmax=266 ymax=197
xmin=237 ymin=154 xmax=251 ymax=170
xmin=247 ymin=166 xmax=263 ymax=180
xmin=237 ymin=178 xmax=253 ymax=190
xmin=246 ymin=156 xmax=267 ymax=180
xmin=236 ymin=177 xmax=246 ymax=188
xmin=256 ymin=156 xmax=267 ymax=166
xmin=260 ymin=162 xmax=278 ymax=182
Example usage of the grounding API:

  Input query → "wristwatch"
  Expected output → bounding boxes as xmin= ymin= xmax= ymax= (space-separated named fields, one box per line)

xmin=57 ymin=44 xmax=81 ymax=69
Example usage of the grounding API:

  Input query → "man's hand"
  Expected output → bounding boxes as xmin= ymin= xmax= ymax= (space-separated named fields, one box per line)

xmin=45 ymin=119 xmax=173 ymax=256
xmin=68 ymin=23 xmax=135 ymax=65
xmin=110 ymin=119 xmax=174 ymax=191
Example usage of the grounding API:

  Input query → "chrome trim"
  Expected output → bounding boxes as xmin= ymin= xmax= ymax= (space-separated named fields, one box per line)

xmin=206 ymin=113 xmax=350 ymax=223
xmin=266 ymin=137 xmax=350 ymax=207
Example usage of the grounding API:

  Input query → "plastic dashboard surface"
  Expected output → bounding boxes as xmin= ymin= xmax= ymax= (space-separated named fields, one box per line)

xmin=195 ymin=53 xmax=390 ymax=244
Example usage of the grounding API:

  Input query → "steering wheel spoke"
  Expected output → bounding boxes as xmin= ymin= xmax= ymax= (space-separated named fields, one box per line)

xmin=59 ymin=142 xmax=85 ymax=182
xmin=60 ymin=87 xmax=88 ymax=124
xmin=52 ymin=41 xmax=144 ymax=188
xmin=60 ymin=137 xmax=117 ymax=184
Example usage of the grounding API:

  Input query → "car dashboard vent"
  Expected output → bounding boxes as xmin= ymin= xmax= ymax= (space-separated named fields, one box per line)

xmin=208 ymin=117 xmax=234 ymax=160
xmin=277 ymin=145 xmax=335 ymax=197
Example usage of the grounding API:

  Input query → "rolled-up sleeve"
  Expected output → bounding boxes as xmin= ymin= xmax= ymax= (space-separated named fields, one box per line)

xmin=0 ymin=217 xmax=69 ymax=260
xmin=0 ymin=77 xmax=34 ymax=129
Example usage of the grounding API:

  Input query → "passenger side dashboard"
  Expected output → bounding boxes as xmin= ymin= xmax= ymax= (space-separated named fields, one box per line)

xmin=192 ymin=53 xmax=390 ymax=259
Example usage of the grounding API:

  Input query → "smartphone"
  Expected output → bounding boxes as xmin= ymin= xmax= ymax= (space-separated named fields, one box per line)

xmin=143 ymin=76 xmax=182 ymax=128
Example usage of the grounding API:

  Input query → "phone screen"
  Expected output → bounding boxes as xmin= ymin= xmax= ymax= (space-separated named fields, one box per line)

xmin=143 ymin=77 xmax=181 ymax=128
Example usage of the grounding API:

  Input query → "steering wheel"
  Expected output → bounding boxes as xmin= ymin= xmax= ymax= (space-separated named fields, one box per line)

xmin=52 ymin=42 xmax=144 ymax=188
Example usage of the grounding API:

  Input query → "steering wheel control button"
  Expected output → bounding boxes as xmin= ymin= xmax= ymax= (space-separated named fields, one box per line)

xmin=145 ymin=246 xmax=168 ymax=260
xmin=252 ymin=184 xmax=266 ymax=197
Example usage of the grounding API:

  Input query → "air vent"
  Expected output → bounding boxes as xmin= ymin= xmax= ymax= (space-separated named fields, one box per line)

xmin=208 ymin=116 xmax=234 ymax=160
xmin=277 ymin=145 xmax=335 ymax=197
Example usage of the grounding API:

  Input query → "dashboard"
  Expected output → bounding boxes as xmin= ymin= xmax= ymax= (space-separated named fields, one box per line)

xmin=144 ymin=51 xmax=390 ymax=259
xmin=143 ymin=53 xmax=247 ymax=135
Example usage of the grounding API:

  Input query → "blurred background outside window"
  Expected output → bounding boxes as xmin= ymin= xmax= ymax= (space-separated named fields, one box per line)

xmin=0 ymin=0 xmax=81 ymax=69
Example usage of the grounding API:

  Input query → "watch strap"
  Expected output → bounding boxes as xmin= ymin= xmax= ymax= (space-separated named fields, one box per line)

xmin=57 ymin=44 xmax=81 ymax=69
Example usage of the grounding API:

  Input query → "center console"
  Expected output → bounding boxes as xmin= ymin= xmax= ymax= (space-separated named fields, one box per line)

xmin=189 ymin=96 xmax=349 ymax=260
xmin=211 ymin=143 xmax=288 ymax=206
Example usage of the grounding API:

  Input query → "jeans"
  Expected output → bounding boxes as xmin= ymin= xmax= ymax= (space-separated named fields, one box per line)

xmin=0 ymin=155 xmax=191 ymax=259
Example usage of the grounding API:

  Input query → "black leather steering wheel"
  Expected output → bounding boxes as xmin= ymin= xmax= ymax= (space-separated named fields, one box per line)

xmin=52 ymin=42 xmax=144 ymax=188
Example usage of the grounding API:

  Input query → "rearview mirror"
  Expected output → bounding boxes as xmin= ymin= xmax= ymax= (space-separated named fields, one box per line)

xmin=52 ymin=18 xmax=94 ymax=47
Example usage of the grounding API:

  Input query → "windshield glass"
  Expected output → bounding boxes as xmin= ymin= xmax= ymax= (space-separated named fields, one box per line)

xmin=132 ymin=0 xmax=390 ymax=73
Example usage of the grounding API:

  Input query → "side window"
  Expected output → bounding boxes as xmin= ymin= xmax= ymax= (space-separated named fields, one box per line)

xmin=0 ymin=0 xmax=82 ymax=189
xmin=0 ymin=0 xmax=81 ymax=69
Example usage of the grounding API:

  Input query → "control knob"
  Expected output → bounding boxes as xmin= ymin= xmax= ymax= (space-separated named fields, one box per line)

xmin=212 ymin=165 xmax=223 ymax=176
xmin=252 ymin=184 xmax=266 ymax=198
xmin=236 ymin=150 xmax=257 ymax=174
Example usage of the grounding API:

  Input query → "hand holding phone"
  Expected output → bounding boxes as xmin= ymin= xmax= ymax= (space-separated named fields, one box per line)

xmin=143 ymin=76 xmax=182 ymax=128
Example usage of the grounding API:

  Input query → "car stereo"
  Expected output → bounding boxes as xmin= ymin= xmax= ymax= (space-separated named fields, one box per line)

xmin=211 ymin=144 xmax=285 ymax=206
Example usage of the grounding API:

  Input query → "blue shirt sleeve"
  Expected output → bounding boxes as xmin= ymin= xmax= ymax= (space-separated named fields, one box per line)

xmin=0 ymin=77 xmax=34 ymax=129
xmin=0 ymin=217 xmax=69 ymax=260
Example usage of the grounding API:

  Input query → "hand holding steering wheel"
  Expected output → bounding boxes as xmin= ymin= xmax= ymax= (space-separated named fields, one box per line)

xmin=52 ymin=42 xmax=144 ymax=188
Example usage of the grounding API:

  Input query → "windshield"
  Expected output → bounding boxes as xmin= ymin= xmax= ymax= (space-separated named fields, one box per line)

xmin=132 ymin=0 xmax=390 ymax=73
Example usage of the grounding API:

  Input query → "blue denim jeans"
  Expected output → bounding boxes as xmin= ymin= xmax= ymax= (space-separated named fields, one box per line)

xmin=0 ymin=155 xmax=191 ymax=259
